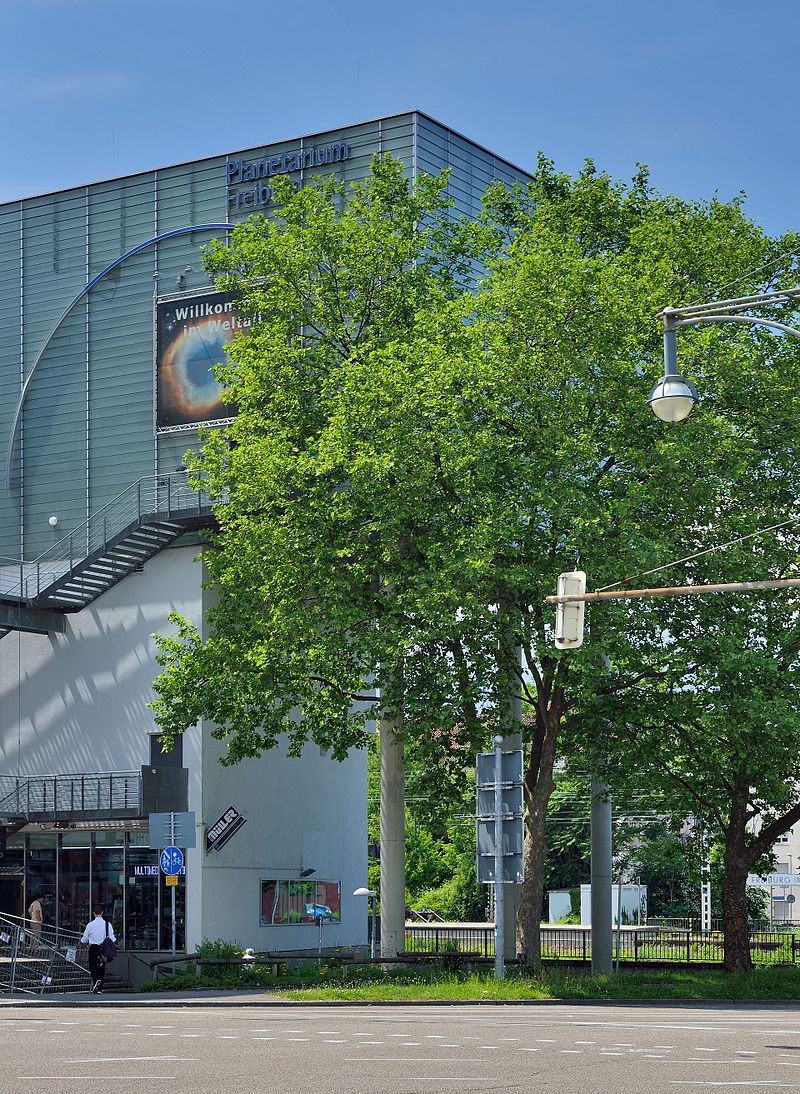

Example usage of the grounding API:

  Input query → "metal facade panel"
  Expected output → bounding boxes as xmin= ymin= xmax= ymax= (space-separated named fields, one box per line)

xmin=0 ymin=113 xmax=523 ymax=564
xmin=0 ymin=205 xmax=23 ymax=556
xmin=88 ymin=176 xmax=157 ymax=511
xmin=20 ymin=192 xmax=88 ymax=557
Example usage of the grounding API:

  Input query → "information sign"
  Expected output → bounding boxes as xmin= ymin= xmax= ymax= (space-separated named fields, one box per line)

xmin=166 ymin=874 xmax=178 ymax=887
xmin=747 ymin=872 xmax=800 ymax=888
xmin=160 ymin=846 xmax=184 ymax=875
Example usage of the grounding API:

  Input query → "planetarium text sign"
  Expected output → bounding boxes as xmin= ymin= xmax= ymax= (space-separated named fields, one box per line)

xmin=226 ymin=140 xmax=350 ymax=214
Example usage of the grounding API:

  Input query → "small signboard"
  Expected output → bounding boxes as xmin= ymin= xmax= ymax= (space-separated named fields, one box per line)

xmin=747 ymin=873 xmax=800 ymax=888
xmin=477 ymin=785 xmax=524 ymax=818
xmin=160 ymin=846 xmax=184 ymax=875
xmin=149 ymin=811 xmax=196 ymax=849
xmin=477 ymin=853 xmax=524 ymax=884
xmin=206 ymin=805 xmax=247 ymax=852
xmin=165 ymin=874 xmax=179 ymax=887
xmin=476 ymin=749 xmax=523 ymax=788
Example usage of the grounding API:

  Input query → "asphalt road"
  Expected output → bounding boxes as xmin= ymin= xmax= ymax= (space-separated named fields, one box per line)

xmin=3 ymin=999 xmax=800 ymax=1092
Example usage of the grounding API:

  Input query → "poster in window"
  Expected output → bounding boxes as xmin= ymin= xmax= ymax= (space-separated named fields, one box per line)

xmin=260 ymin=880 xmax=341 ymax=925
xmin=156 ymin=290 xmax=245 ymax=429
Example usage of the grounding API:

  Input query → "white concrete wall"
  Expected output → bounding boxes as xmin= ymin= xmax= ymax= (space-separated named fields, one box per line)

xmin=198 ymin=726 xmax=368 ymax=952
xmin=0 ymin=544 xmax=368 ymax=952
xmin=0 ymin=546 xmax=203 ymax=780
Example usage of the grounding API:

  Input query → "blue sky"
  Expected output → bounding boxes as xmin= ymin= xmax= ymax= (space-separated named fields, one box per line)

xmin=1 ymin=0 xmax=797 ymax=235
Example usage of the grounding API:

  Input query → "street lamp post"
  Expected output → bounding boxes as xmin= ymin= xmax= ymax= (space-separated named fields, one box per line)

xmin=353 ymin=887 xmax=377 ymax=959
xmin=648 ymin=286 xmax=800 ymax=422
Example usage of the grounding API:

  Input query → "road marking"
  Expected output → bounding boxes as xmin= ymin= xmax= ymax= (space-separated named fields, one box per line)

xmin=322 ymin=1039 xmax=346 ymax=1043
xmin=561 ymin=1049 xmax=582 ymax=1054
xmin=695 ymin=1048 xmax=720 ymax=1052
xmin=643 ymin=1054 xmax=666 ymax=1058
xmin=20 ymin=1078 xmax=177 ymax=1082
xmin=670 ymin=1083 xmax=797 ymax=1088
xmin=345 ymin=1059 xmax=485 ymax=1063
xmin=287 ymin=1038 xmax=310 ymax=1041
xmin=361 ymin=1041 xmax=385 ymax=1045
xmin=66 ymin=1057 xmax=196 ymax=1063
xmin=252 ymin=1037 xmax=275 ymax=1041
xmin=575 ymin=1040 xmax=597 ymax=1044
xmin=401 ymin=1042 xmax=421 ymax=1046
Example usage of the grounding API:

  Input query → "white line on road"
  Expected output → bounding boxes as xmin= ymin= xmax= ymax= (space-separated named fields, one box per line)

xmin=670 ymin=1082 xmax=798 ymax=1087
xmin=66 ymin=1057 xmax=197 ymax=1063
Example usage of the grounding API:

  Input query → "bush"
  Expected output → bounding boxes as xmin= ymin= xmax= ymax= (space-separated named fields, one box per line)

xmin=196 ymin=937 xmax=243 ymax=959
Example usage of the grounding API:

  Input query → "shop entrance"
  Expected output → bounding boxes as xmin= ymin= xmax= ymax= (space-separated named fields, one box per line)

xmin=0 ymin=873 xmax=23 ymax=918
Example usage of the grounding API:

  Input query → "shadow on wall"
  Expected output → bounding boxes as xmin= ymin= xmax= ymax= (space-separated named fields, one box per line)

xmin=0 ymin=551 xmax=201 ymax=775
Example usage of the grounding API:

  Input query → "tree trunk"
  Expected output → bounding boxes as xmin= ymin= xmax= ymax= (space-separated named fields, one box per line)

xmin=721 ymin=798 xmax=753 ymax=973
xmin=516 ymin=712 xmax=558 ymax=970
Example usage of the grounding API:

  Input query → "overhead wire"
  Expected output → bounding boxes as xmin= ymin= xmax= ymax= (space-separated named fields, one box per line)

xmin=597 ymin=512 xmax=800 ymax=592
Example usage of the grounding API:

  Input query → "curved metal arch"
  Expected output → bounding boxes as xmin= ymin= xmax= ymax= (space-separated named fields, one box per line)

xmin=5 ymin=223 xmax=236 ymax=492
xmin=676 ymin=314 xmax=800 ymax=340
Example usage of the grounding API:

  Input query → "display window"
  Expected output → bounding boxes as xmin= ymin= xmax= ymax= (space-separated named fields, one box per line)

xmin=260 ymin=879 xmax=341 ymax=926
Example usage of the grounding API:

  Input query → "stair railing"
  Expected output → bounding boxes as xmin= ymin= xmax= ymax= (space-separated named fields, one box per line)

xmin=0 ymin=471 xmax=211 ymax=603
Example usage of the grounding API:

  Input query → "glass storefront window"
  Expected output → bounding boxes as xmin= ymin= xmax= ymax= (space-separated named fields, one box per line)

xmin=0 ymin=828 xmax=186 ymax=953
xmin=93 ymin=836 xmax=125 ymax=948
xmin=26 ymin=834 xmax=57 ymax=929
xmin=60 ymin=832 xmax=91 ymax=934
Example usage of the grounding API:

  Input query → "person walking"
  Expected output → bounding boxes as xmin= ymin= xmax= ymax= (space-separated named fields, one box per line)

xmin=80 ymin=905 xmax=116 ymax=994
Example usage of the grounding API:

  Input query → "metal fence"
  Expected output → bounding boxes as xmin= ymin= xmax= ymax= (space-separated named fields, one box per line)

xmin=403 ymin=924 xmax=800 ymax=965
xmin=0 ymin=771 xmax=141 ymax=821
xmin=0 ymin=913 xmax=91 ymax=994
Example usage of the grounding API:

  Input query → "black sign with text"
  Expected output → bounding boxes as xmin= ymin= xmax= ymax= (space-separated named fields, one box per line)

xmin=205 ymin=806 xmax=246 ymax=853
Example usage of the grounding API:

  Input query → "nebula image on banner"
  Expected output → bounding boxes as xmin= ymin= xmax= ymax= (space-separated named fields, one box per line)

xmin=157 ymin=290 xmax=243 ymax=428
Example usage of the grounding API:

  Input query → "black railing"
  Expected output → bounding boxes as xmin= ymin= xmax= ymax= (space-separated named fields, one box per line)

xmin=403 ymin=924 xmax=800 ymax=965
xmin=0 ymin=770 xmax=141 ymax=820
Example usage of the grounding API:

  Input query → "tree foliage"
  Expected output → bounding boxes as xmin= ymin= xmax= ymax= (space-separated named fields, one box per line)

xmin=149 ymin=152 xmax=800 ymax=972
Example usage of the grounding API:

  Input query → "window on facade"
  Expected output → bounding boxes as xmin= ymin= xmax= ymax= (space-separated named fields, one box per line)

xmin=260 ymin=880 xmax=341 ymax=926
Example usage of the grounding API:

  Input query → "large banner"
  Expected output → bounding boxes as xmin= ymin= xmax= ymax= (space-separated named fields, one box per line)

xmin=156 ymin=290 xmax=242 ymax=429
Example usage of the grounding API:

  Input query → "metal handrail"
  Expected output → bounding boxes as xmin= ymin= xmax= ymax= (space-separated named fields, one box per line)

xmin=0 ymin=471 xmax=212 ymax=602
xmin=0 ymin=770 xmax=141 ymax=819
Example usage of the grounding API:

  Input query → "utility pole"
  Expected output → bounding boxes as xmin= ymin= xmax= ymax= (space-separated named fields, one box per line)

xmin=379 ymin=708 xmax=405 ymax=958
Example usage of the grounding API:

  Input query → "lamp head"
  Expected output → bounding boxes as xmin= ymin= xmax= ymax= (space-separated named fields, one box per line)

xmin=647 ymin=374 xmax=698 ymax=422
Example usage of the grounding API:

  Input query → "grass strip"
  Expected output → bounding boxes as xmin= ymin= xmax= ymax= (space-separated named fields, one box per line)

xmin=276 ymin=966 xmax=800 ymax=1002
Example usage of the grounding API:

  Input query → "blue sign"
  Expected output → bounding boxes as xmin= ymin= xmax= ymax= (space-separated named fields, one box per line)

xmin=160 ymin=846 xmax=184 ymax=875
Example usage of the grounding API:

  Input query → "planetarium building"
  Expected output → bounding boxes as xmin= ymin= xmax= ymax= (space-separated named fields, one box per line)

xmin=0 ymin=112 xmax=528 ymax=966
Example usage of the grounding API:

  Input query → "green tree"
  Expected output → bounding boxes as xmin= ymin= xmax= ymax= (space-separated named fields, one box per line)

xmin=150 ymin=152 xmax=799 ymax=974
xmin=459 ymin=159 xmax=799 ymax=968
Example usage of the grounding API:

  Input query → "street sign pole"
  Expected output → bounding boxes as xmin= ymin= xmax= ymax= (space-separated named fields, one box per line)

xmin=170 ymin=811 xmax=176 ymax=957
xmin=493 ymin=735 xmax=505 ymax=981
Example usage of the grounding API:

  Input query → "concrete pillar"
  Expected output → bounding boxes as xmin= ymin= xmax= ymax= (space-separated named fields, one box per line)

xmin=590 ymin=779 xmax=613 ymax=974
xmin=379 ymin=713 xmax=405 ymax=958
xmin=500 ymin=639 xmax=523 ymax=959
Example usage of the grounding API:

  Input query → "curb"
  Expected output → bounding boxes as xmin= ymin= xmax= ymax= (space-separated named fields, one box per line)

xmin=2 ymin=994 xmax=800 ymax=1009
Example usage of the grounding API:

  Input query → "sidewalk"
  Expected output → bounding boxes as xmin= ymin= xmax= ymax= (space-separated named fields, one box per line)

xmin=0 ymin=989 xmax=284 ymax=1007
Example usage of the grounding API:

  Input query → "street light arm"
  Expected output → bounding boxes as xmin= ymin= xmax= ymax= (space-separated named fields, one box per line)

xmin=675 ymin=314 xmax=800 ymax=340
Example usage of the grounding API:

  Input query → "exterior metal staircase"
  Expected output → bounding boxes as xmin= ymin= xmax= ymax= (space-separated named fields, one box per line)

xmin=0 ymin=471 xmax=215 ymax=633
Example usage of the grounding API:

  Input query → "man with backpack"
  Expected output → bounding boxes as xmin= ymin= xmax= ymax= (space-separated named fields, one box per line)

xmin=80 ymin=905 xmax=116 ymax=994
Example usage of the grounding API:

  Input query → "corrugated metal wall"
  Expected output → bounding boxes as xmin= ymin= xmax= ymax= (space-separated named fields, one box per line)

xmin=0 ymin=113 xmax=529 ymax=562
